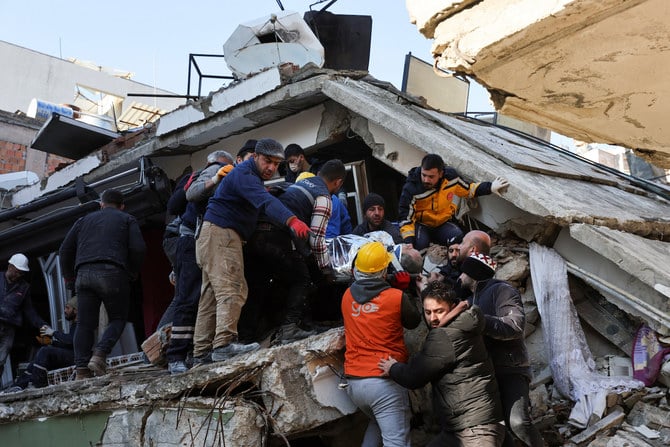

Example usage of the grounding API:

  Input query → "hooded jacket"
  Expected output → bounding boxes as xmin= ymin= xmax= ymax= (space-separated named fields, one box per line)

xmin=389 ymin=306 xmax=503 ymax=432
xmin=398 ymin=166 xmax=492 ymax=241
xmin=342 ymin=278 xmax=421 ymax=377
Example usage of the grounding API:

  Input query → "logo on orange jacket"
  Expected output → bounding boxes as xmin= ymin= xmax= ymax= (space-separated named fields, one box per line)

xmin=349 ymin=301 xmax=380 ymax=317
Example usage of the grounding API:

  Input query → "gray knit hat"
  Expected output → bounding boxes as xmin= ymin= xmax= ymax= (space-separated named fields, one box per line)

xmin=255 ymin=138 xmax=284 ymax=159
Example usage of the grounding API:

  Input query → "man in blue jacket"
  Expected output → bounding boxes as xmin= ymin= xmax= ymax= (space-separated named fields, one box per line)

xmin=193 ymin=138 xmax=311 ymax=363
xmin=0 ymin=253 xmax=47 ymax=377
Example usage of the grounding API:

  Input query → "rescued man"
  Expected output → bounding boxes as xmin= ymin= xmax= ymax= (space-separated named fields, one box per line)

xmin=352 ymin=193 xmax=402 ymax=244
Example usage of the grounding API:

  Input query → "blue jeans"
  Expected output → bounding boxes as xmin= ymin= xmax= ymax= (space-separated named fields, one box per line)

xmin=415 ymin=221 xmax=463 ymax=251
xmin=74 ymin=264 xmax=130 ymax=368
xmin=346 ymin=377 xmax=412 ymax=447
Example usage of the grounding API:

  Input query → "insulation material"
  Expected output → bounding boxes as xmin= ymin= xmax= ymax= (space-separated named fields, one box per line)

xmin=528 ymin=243 xmax=643 ymax=428
xmin=327 ymin=231 xmax=397 ymax=281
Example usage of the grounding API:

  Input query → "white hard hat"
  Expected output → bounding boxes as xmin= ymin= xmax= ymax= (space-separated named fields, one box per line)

xmin=8 ymin=253 xmax=29 ymax=272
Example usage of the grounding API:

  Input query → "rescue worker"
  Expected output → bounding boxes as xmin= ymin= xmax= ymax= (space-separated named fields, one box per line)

xmin=0 ymin=253 xmax=47 ymax=377
xmin=341 ymin=241 xmax=421 ymax=447
xmin=5 ymin=297 xmax=77 ymax=391
xmin=459 ymin=252 xmax=545 ymax=447
xmin=59 ymin=189 xmax=146 ymax=379
xmin=398 ymin=154 xmax=509 ymax=250
xmin=165 ymin=151 xmax=234 ymax=374
xmin=284 ymin=143 xmax=312 ymax=183
xmin=379 ymin=281 xmax=505 ymax=447
xmin=193 ymin=138 xmax=310 ymax=363
xmin=245 ymin=161 xmax=347 ymax=345
xmin=235 ymin=139 xmax=256 ymax=165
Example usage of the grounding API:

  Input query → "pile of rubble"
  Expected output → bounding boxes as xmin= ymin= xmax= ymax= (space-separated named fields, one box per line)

xmin=483 ymin=236 xmax=670 ymax=446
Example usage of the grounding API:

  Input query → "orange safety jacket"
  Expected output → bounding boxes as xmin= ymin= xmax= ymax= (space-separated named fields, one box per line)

xmin=342 ymin=287 xmax=408 ymax=378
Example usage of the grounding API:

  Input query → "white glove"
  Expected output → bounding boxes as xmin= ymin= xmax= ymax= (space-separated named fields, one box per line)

xmin=40 ymin=325 xmax=55 ymax=337
xmin=491 ymin=177 xmax=509 ymax=196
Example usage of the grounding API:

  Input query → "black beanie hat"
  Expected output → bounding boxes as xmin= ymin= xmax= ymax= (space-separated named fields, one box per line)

xmin=237 ymin=139 xmax=257 ymax=158
xmin=363 ymin=193 xmax=385 ymax=212
xmin=460 ymin=252 xmax=497 ymax=281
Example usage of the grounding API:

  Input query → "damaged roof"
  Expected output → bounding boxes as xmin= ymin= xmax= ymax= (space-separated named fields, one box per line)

xmin=3 ymin=67 xmax=670 ymax=335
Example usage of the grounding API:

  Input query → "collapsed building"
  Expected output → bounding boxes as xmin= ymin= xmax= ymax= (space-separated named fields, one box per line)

xmin=0 ymin=7 xmax=670 ymax=447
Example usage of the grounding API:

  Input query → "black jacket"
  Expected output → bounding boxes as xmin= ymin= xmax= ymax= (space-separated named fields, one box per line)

xmin=52 ymin=321 xmax=76 ymax=349
xmin=352 ymin=219 xmax=402 ymax=244
xmin=389 ymin=306 xmax=503 ymax=431
xmin=59 ymin=207 xmax=146 ymax=280
xmin=470 ymin=278 xmax=530 ymax=377
xmin=0 ymin=272 xmax=45 ymax=328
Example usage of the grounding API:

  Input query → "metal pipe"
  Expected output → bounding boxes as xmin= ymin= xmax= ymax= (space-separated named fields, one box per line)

xmin=89 ymin=167 xmax=140 ymax=189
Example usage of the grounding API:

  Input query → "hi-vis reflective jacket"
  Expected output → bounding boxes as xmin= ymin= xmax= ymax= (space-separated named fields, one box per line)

xmin=398 ymin=166 xmax=492 ymax=241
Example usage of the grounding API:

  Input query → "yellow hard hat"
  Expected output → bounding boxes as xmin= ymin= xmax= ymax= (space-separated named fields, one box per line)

xmin=296 ymin=171 xmax=315 ymax=182
xmin=354 ymin=241 xmax=393 ymax=273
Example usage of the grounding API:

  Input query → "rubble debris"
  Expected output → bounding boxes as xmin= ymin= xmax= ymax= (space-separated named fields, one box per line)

xmin=570 ymin=407 xmax=625 ymax=445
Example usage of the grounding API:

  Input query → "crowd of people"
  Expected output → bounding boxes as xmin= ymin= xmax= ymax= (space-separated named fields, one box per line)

xmin=0 ymin=140 xmax=545 ymax=446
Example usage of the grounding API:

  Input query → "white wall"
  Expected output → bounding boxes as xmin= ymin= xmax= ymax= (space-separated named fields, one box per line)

xmin=0 ymin=40 xmax=185 ymax=116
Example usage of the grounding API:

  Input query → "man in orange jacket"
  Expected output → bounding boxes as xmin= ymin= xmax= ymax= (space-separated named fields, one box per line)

xmin=341 ymin=241 xmax=421 ymax=447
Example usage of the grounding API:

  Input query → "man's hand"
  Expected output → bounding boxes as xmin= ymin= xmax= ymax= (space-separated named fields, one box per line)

xmin=40 ymin=325 xmax=55 ymax=337
xmin=389 ymin=271 xmax=411 ymax=290
xmin=491 ymin=177 xmax=509 ymax=196
xmin=288 ymin=218 xmax=310 ymax=239
xmin=378 ymin=356 xmax=398 ymax=376
xmin=211 ymin=164 xmax=233 ymax=185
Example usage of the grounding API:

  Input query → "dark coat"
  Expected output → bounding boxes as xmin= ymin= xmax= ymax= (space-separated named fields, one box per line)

xmin=0 ymin=272 xmax=45 ymax=328
xmin=390 ymin=306 xmax=503 ymax=432
xmin=203 ymin=158 xmax=293 ymax=241
xmin=59 ymin=207 xmax=146 ymax=280
xmin=470 ymin=278 xmax=530 ymax=377
xmin=352 ymin=219 xmax=402 ymax=244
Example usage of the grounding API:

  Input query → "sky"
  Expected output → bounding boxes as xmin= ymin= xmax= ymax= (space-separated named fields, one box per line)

xmin=0 ymin=0 xmax=495 ymax=111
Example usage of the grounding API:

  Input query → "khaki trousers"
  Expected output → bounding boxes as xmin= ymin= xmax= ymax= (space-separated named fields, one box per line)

xmin=193 ymin=222 xmax=248 ymax=356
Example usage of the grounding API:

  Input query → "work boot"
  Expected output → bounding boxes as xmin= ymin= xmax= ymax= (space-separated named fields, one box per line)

xmin=87 ymin=350 xmax=107 ymax=376
xmin=191 ymin=352 xmax=213 ymax=366
xmin=168 ymin=361 xmax=188 ymax=374
xmin=274 ymin=323 xmax=317 ymax=345
xmin=75 ymin=367 xmax=93 ymax=380
xmin=211 ymin=341 xmax=260 ymax=362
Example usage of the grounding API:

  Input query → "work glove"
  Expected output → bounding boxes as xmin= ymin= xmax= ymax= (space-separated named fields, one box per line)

xmin=402 ymin=236 xmax=416 ymax=248
xmin=40 ymin=325 xmax=55 ymax=337
xmin=288 ymin=218 xmax=310 ymax=240
xmin=389 ymin=271 xmax=411 ymax=290
xmin=491 ymin=177 xmax=509 ymax=196
xmin=211 ymin=164 xmax=233 ymax=185
xmin=36 ymin=334 xmax=52 ymax=346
